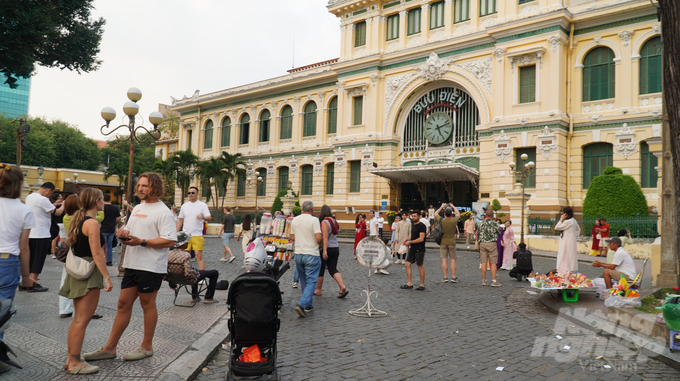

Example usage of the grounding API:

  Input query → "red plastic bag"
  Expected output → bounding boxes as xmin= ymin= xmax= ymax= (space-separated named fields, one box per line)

xmin=238 ymin=344 xmax=266 ymax=363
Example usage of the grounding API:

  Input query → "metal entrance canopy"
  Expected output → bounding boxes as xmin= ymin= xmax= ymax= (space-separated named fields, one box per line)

xmin=368 ymin=162 xmax=479 ymax=187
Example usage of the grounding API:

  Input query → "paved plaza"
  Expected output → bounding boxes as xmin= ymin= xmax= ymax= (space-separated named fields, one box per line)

xmin=3 ymin=237 xmax=679 ymax=381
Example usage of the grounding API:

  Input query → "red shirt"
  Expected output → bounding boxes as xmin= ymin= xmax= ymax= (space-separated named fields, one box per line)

xmin=600 ymin=223 xmax=610 ymax=238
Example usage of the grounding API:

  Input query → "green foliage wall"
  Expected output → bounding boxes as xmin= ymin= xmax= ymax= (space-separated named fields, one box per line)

xmin=583 ymin=167 xmax=649 ymax=218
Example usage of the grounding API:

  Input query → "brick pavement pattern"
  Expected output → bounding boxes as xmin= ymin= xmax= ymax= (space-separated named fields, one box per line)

xmin=3 ymin=238 xmax=678 ymax=380
xmin=195 ymin=240 xmax=680 ymax=381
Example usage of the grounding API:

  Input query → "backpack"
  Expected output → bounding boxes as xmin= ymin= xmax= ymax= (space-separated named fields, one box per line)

xmin=167 ymin=249 xmax=200 ymax=284
xmin=431 ymin=220 xmax=444 ymax=245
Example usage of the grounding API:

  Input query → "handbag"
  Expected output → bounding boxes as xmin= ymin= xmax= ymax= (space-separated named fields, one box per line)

xmin=54 ymin=241 xmax=69 ymax=263
xmin=474 ymin=240 xmax=479 ymax=251
xmin=65 ymin=248 xmax=95 ymax=280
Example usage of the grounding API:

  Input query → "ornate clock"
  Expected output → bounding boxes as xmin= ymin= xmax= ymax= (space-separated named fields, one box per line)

xmin=424 ymin=112 xmax=453 ymax=145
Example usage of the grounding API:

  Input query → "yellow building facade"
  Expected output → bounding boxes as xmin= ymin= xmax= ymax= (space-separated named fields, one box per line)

xmin=170 ymin=0 xmax=662 ymax=228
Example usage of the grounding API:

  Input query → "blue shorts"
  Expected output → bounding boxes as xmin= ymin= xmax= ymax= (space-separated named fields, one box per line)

xmin=222 ymin=232 xmax=234 ymax=246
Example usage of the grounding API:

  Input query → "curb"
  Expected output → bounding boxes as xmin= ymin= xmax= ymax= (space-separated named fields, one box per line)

xmin=538 ymin=291 xmax=680 ymax=371
xmin=157 ymin=314 xmax=231 ymax=381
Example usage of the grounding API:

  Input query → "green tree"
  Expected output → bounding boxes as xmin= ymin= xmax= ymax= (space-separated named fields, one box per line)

xmin=195 ymin=157 xmax=226 ymax=211
xmin=171 ymin=149 xmax=198 ymax=205
xmin=490 ymin=199 xmax=502 ymax=213
xmin=152 ymin=158 xmax=177 ymax=207
xmin=159 ymin=110 xmax=180 ymax=136
xmin=0 ymin=116 xmax=98 ymax=169
xmin=218 ymin=151 xmax=246 ymax=209
xmin=0 ymin=0 xmax=105 ymax=88
xmin=100 ymin=135 xmax=156 ymax=176
xmin=583 ymin=167 xmax=649 ymax=218
xmin=270 ymin=189 xmax=299 ymax=214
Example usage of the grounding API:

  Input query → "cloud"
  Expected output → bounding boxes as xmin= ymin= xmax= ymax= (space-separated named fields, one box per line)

xmin=29 ymin=0 xmax=340 ymax=139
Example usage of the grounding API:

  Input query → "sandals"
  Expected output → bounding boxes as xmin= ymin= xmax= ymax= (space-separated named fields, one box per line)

xmin=82 ymin=348 xmax=116 ymax=361
xmin=60 ymin=313 xmax=73 ymax=318
xmin=92 ymin=314 xmax=103 ymax=319
xmin=415 ymin=286 xmax=426 ymax=291
xmin=67 ymin=361 xmax=99 ymax=374
xmin=337 ymin=289 xmax=349 ymax=298
xmin=400 ymin=284 xmax=413 ymax=289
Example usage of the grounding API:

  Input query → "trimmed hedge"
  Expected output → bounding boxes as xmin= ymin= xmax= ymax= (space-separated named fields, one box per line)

xmin=583 ymin=166 xmax=649 ymax=218
xmin=270 ymin=189 xmax=300 ymax=214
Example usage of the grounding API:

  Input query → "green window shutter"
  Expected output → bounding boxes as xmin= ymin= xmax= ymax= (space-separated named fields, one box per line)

xmin=326 ymin=163 xmax=334 ymax=194
xmin=407 ymin=8 xmax=421 ymax=35
xmin=430 ymin=1 xmax=445 ymax=29
xmin=355 ymin=22 xmax=366 ymax=47
xmin=301 ymin=166 xmax=313 ymax=195
xmin=640 ymin=37 xmax=662 ymax=95
xmin=187 ymin=131 xmax=192 ymax=151
xmin=240 ymin=114 xmax=250 ymax=145
xmin=257 ymin=168 xmax=266 ymax=196
xmin=303 ymin=102 xmax=317 ymax=137
xmin=387 ymin=14 xmax=399 ymax=41
xmin=328 ymin=97 xmax=338 ymax=134
xmin=582 ymin=47 xmax=615 ymax=102
xmin=259 ymin=110 xmax=270 ymax=142
xmin=353 ymin=96 xmax=363 ymax=126
xmin=237 ymin=172 xmax=246 ymax=197
xmin=515 ymin=148 xmax=536 ymax=188
xmin=350 ymin=161 xmax=361 ymax=193
xmin=519 ymin=65 xmax=536 ymax=103
xmin=480 ymin=0 xmax=497 ymax=17
xmin=280 ymin=106 xmax=293 ymax=140
xmin=221 ymin=117 xmax=231 ymax=147
xmin=454 ymin=0 xmax=470 ymax=23
xmin=582 ymin=143 xmax=613 ymax=188
xmin=640 ymin=142 xmax=659 ymax=188
xmin=203 ymin=120 xmax=213 ymax=149
xmin=278 ymin=167 xmax=289 ymax=191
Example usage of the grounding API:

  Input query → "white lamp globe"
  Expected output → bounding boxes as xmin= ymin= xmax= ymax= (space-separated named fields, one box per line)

xmin=101 ymin=107 xmax=117 ymax=122
xmin=508 ymin=161 xmax=516 ymax=169
xmin=527 ymin=161 xmax=535 ymax=168
xmin=148 ymin=111 xmax=163 ymax=126
xmin=123 ymin=101 xmax=140 ymax=116
xmin=520 ymin=153 xmax=528 ymax=161
xmin=127 ymin=87 xmax=142 ymax=102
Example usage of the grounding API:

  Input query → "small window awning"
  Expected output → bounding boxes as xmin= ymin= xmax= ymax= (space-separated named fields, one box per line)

xmin=369 ymin=162 xmax=479 ymax=187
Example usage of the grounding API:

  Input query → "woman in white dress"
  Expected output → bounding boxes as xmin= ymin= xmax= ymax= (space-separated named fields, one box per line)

xmin=500 ymin=220 xmax=516 ymax=270
xmin=555 ymin=206 xmax=580 ymax=275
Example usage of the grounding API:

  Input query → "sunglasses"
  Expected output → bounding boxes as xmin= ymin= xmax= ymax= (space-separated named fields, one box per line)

xmin=188 ymin=192 xmax=196 ymax=195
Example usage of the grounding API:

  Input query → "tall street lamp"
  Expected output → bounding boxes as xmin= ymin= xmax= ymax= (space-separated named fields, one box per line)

xmin=248 ymin=171 xmax=264 ymax=222
xmin=100 ymin=87 xmax=163 ymax=204
xmin=508 ymin=153 xmax=535 ymax=244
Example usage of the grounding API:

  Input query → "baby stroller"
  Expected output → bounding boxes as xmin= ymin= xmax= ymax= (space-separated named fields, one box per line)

xmin=226 ymin=272 xmax=282 ymax=381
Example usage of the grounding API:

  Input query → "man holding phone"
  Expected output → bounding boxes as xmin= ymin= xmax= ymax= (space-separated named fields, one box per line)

xmin=84 ymin=172 xmax=176 ymax=362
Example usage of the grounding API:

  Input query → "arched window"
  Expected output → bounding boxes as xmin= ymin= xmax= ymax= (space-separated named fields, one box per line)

xmin=582 ymin=47 xmax=615 ymax=102
xmin=582 ymin=143 xmax=613 ymax=188
xmin=303 ymin=102 xmax=317 ymax=137
xmin=278 ymin=167 xmax=289 ymax=192
xmin=280 ymin=106 xmax=293 ymax=140
xmin=221 ymin=117 xmax=231 ymax=147
xmin=327 ymin=97 xmax=338 ymax=134
xmin=256 ymin=168 xmax=267 ymax=196
xmin=203 ymin=120 xmax=213 ymax=149
xmin=326 ymin=163 xmax=334 ymax=194
xmin=239 ymin=114 xmax=250 ymax=145
xmin=237 ymin=171 xmax=246 ymax=197
xmin=259 ymin=110 xmax=270 ymax=142
xmin=301 ymin=165 xmax=313 ymax=195
xmin=640 ymin=36 xmax=662 ymax=95
xmin=640 ymin=141 xmax=659 ymax=188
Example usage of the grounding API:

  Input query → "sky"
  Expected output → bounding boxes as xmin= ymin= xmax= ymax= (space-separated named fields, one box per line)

xmin=29 ymin=0 xmax=341 ymax=139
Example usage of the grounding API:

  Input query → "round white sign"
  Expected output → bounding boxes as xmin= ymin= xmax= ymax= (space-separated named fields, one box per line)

xmin=355 ymin=236 xmax=390 ymax=268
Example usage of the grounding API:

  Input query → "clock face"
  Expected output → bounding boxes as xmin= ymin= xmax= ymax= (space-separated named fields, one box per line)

xmin=425 ymin=112 xmax=453 ymax=145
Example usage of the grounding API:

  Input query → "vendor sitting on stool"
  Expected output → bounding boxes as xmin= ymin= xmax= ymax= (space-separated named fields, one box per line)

xmin=169 ymin=231 xmax=220 ymax=304
xmin=591 ymin=237 xmax=637 ymax=289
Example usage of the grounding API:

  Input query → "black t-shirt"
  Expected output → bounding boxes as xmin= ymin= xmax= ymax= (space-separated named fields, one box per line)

xmin=222 ymin=214 xmax=236 ymax=233
xmin=101 ymin=204 xmax=121 ymax=233
xmin=410 ymin=221 xmax=427 ymax=251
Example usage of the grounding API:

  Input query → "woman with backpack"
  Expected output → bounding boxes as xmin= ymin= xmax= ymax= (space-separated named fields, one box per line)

xmin=314 ymin=205 xmax=348 ymax=298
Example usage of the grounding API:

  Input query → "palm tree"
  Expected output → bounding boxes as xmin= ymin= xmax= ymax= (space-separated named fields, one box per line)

xmin=219 ymin=151 xmax=246 ymax=209
xmin=153 ymin=158 xmax=178 ymax=206
xmin=194 ymin=157 xmax=226 ymax=211
xmin=171 ymin=149 xmax=198 ymax=205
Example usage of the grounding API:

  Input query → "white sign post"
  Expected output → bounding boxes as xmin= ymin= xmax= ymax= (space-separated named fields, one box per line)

xmin=350 ymin=236 xmax=391 ymax=318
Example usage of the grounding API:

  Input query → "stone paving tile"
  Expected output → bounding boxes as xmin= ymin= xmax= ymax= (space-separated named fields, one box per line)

xmin=2 ymin=237 xmax=247 ymax=381
xmin=191 ymin=240 xmax=680 ymax=381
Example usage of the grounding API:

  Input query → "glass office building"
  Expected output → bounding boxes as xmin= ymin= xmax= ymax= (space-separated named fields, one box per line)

xmin=0 ymin=74 xmax=30 ymax=118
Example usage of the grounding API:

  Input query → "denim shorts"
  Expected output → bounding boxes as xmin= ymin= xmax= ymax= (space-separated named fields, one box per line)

xmin=221 ymin=232 xmax=234 ymax=246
